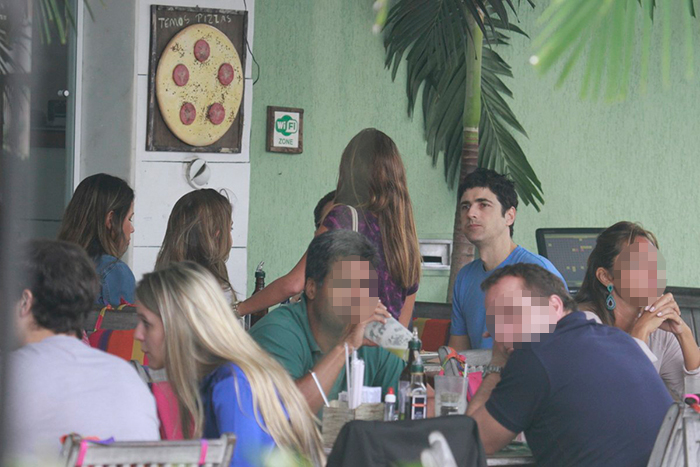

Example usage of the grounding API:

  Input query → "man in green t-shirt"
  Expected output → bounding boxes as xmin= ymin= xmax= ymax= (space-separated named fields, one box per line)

xmin=250 ymin=230 xmax=405 ymax=414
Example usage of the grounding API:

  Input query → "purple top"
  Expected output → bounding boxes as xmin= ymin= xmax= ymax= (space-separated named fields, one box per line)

xmin=323 ymin=205 xmax=419 ymax=320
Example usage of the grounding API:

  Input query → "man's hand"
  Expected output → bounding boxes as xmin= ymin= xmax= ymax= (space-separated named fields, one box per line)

xmin=341 ymin=300 xmax=391 ymax=349
xmin=490 ymin=340 xmax=514 ymax=367
xmin=483 ymin=331 xmax=513 ymax=367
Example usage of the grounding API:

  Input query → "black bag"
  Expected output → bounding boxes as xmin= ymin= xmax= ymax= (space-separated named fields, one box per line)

xmin=327 ymin=415 xmax=487 ymax=467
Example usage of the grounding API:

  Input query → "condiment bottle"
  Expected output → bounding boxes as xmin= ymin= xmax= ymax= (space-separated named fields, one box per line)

xmin=384 ymin=387 xmax=397 ymax=421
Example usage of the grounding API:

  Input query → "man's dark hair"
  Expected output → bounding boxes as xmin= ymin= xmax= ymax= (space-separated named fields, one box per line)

xmin=314 ymin=190 xmax=336 ymax=230
xmin=305 ymin=230 xmax=378 ymax=285
xmin=481 ymin=263 xmax=576 ymax=312
xmin=458 ymin=169 xmax=518 ymax=237
xmin=18 ymin=239 xmax=100 ymax=336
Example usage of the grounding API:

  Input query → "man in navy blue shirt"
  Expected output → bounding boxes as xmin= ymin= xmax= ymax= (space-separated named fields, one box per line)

xmin=449 ymin=169 xmax=565 ymax=350
xmin=466 ymin=263 xmax=672 ymax=467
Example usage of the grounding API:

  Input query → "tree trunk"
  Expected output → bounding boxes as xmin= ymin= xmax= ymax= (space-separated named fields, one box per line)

xmin=446 ymin=14 xmax=483 ymax=302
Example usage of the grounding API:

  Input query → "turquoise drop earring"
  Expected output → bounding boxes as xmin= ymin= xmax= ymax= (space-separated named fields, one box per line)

xmin=605 ymin=284 xmax=616 ymax=311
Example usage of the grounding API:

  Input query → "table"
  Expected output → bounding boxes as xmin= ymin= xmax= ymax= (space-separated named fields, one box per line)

xmin=487 ymin=442 xmax=536 ymax=466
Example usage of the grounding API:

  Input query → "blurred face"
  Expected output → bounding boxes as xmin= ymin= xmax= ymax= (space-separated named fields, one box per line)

xmin=485 ymin=276 xmax=559 ymax=348
xmin=460 ymin=187 xmax=514 ymax=245
xmin=110 ymin=202 xmax=135 ymax=254
xmin=312 ymin=257 xmax=379 ymax=331
xmin=134 ymin=301 xmax=166 ymax=369
xmin=123 ymin=202 xmax=135 ymax=243
xmin=612 ymin=237 xmax=666 ymax=308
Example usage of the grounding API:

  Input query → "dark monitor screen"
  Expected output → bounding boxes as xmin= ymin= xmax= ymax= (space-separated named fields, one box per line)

xmin=536 ymin=228 xmax=604 ymax=291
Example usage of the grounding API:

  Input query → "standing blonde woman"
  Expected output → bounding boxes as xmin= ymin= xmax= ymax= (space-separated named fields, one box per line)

xmin=134 ymin=262 xmax=324 ymax=467
xmin=238 ymin=128 xmax=421 ymax=327
xmin=156 ymin=189 xmax=237 ymax=304
xmin=58 ymin=173 xmax=135 ymax=306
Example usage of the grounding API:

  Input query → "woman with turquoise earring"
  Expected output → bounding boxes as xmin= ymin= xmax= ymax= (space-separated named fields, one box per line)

xmin=576 ymin=221 xmax=700 ymax=400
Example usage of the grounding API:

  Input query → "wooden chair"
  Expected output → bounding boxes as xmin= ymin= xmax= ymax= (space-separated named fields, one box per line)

xmin=61 ymin=433 xmax=236 ymax=467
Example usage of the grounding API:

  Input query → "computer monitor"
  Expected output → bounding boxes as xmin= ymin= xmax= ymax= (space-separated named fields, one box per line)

xmin=535 ymin=228 xmax=604 ymax=293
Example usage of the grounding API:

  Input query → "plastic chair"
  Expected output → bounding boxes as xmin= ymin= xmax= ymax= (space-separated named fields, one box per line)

xmin=61 ymin=433 xmax=235 ymax=467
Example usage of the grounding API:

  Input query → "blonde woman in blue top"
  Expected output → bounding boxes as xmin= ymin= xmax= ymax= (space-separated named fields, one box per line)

xmin=134 ymin=262 xmax=324 ymax=467
xmin=58 ymin=174 xmax=135 ymax=306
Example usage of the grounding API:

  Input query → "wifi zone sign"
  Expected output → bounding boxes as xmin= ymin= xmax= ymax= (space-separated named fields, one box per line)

xmin=267 ymin=106 xmax=304 ymax=154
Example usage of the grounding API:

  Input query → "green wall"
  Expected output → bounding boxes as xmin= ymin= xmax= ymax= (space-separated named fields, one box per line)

xmin=248 ymin=2 xmax=700 ymax=302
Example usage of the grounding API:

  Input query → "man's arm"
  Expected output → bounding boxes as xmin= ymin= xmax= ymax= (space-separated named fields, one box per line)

xmin=296 ymin=344 xmax=346 ymax=414
xmin=470 ymin=404 xmax=517 ymax=454
xmin=298 ymin=303 xmax=392 ymax=413
xmin=466 ymin=340 xmax=516 ymax=453
xmin=448 ymin=334 xmax=471 ymax=351
xmin=449 ymin=271 xmax=471 ymax=350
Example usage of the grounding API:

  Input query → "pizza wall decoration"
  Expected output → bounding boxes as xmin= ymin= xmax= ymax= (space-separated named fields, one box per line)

xmin=155 ymin=24 xmax=243 ymax=147
xmin=147 ymin=6 xmax=248 ymax=153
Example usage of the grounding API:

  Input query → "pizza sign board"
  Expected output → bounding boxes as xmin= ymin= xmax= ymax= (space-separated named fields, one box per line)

xmin=266 ymin=106 xmax=304 ymax=154
xmin=146 ymin=5 xmax=247 ymax=153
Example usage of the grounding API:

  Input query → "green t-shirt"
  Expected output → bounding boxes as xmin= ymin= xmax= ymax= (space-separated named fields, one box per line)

xmin=249 ymin=298 xmax=405 ymax=403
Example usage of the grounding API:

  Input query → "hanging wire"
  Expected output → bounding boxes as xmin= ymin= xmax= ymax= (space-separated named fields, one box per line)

xmin=241 ymin=0 xmax=260 ymax=85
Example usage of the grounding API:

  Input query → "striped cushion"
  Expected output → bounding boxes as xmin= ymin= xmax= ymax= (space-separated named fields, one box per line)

xmin=89 ymin=329 xmax=147 ymax=365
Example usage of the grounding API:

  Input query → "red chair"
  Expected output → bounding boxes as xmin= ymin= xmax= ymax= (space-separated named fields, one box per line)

xmin=412 ymin=318 xmax=451 ymax=352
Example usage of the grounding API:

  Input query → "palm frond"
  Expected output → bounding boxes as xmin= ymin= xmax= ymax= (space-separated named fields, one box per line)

xmin=384 ymin=0 xmax=475 ymax=115
xmin=532 ymin=0 xmax=698 ymax=100
xmin=479 ymin=43 xmax=543 ymax=209
xmin=383 ymin=1 xmax=544 ymax=210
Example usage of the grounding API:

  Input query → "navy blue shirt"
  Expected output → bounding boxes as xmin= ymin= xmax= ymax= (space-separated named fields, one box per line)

xmin=486 ymin=311 xmax=672 ymax=467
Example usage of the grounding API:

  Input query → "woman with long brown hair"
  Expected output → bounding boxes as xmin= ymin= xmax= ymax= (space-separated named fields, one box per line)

xmin=156 ymin=189 xmax=237 ymax=305
xmin=58 ymin=173 xmax=135 ymax=306
xmin=238 ymin=128 xmax=421 ymax=327
xmin=576 ymin=221 xmax=700 ymax=399
xmin=134 ymin=262 xmax=324 ymax=466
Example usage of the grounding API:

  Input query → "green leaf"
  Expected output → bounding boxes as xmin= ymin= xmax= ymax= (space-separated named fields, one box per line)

xmin=383 ymin=1 xmax=543 ymax=209
xmin=533 ymin=0 xmax=699 ymax=100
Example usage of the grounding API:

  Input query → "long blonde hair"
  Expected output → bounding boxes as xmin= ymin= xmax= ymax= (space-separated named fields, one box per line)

xmin=155 ymin=189 xmax=236 ymax=300
xmin=136 ymin=262 xmax=324 ymax=464
xmin=335 ymin=128 xmax=421 ymax=288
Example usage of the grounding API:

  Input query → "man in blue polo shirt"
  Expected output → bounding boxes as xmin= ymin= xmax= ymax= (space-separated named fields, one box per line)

xmin=466 ymin=263 xmax=672 ymax=467
xmin=449 ymin=169 xmax=565 ymax=350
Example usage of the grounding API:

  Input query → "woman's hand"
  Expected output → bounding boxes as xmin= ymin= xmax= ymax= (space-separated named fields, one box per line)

xmin=646 ymin=293 xmax=700 ymax=371
xmin=630 ymin=311 xmax=666 ymax=342
xmin=645 ymin=293 xmax=690 ymax=336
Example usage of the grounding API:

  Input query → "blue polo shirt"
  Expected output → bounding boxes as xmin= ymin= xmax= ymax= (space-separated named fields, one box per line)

xmin=486 ymin=311 xmax=672 ymax=467
xmin=451 ymin=246 xmax=565 ymax=348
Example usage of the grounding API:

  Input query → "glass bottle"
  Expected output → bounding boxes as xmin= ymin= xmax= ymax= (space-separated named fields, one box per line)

xmin=407 ymin=360 xmax=427 ymax=420
xmin=249 ymin=261 xmax=269 ymax=328
xmin=398 ymin=329 xmax=421 ymax=420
